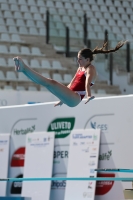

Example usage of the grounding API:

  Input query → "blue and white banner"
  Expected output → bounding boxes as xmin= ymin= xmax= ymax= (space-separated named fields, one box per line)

xmin=65 ymin=129 xmax=100 ymax=200
xmin=22 ymin=132 xmax=55 ymax=200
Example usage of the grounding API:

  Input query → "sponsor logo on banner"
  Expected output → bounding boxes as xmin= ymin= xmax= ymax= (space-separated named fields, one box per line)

xmin=73 ymin=134 xmax=92 ymax=139
xmin=54 ymin=150 xmax=68 ymax=159
xmin=13 ymin=125 xmax=35 ymax=135
xmin=83 ymin=192 xmax=92 ymax=198
xmin=10 ymin=174 xmax=23 ymax=194
xmin=88 ymin=182 xmax=93 ymax=189
xmin=95 ymin=173 xmax=115 ymax=195
xmin=99 ymin=150 xmax=112 ymax=160
xmin=90 ymin=169 xmax=95 ymax=174
xmin=84 ymin=114 xmax=115 ymax=134
xmin=28 ymin=136 xmax=50 ymax=147
xmin=82 ymin=147 xmax=89 ymax=152
xmin=10 ymin=118 xmax=37 ymax=135
xmin=88 ymin=160 xmax=96 ymax=166
xmin=52 ymin=173 xmax=66 ymax=190
xmin=47 ymin=117 xmax=75 ymax=138
xmin=90 ymin=121 xmax=108 ymax=131
xmin=11 ymin=147 xmax=25 ymax=167
xmin=0 ymin=140 xmax=8 ymax=145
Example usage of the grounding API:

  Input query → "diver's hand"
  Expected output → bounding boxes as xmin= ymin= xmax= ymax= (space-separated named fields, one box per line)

xmin=85 ymin=96 xmax=95 ymax=104
xmin=54 ymin=101 xmax=63 ymax=107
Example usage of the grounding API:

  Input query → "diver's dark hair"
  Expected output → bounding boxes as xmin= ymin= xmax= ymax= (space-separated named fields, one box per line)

xmin=79 ymin=41 xmax=127 ymax=61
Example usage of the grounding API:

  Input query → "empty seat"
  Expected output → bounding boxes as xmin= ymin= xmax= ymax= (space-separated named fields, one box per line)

xmin=0 ymin=18 xmax=5 ymax=25
xmin=52 ymin=73 xmax=63 ymax=82
xmin=0 ymin=58 xmax=7 ymax=66
xmin=72 ymin=16 xmax=80 ymax=23
xmin=52 ymin=61 xmax=63 ymax=70
xmin=33 ymin=13 xmax=42 ymax=20
xmin=82 ymin=4 xmax=91 ymax=11
xmin=1 ymin=33 xmax=10 ymax=41
xmin=100 ymin=5 xmax=108 ymax=12
xmin=109 ymin=6 xmax=117 ymax=13
xmin=29 ymin=27 xmax=38 ymax=35
xmin=0 ymin=70 xmax=6 ymax=80
xmin=73 ymin=3 xmax=82 ymax=10
xmin=20 ymin=5 xmax=29 ymax=12
xmin=42 ymin=72 xmax=51 ymax=79
xmin=18 ymin=73 xmax=29 ymax=81
xmin=7 ymin=58 xmax=15 ymax=67
xmin=30 ymin=59 xmax=41 ymax=68
xmin=14 ymin=11 xmax=23 ymax=19
xmin=6 ymin=18 xmax=15 ymax=26
xmin=67 ymin=9 xmax=76 ymax=16
xmin=112 ymin=13 xmax=120 ymax=20
xmin=112 ymin=26 xmax=121 ymax=34
xmin=0 ymin=45 xmax=8 ymax=54
xmin=8 ymin=0 xmax=17 ymax=3
xmin=27 ymin=0 xmax=36 ymax=6
xmin=39 ymin=7 xmax=46 ymax=14
xmin=97 ymin=89 xmax=106 ymax=94
xmin=39 ymin=28 xmax=46 ymax=36
xmin=31 ymin=47 xmax=42 ymax=56
xmin=28 ymin=86 xmax=37 ymax=91
xmin=97 ymin=0 xmax=104 ymax=5
xmin=95 ymin=12 xmax=102 ymax=19
xmin=91 ymin=5 xmax=99 ymax=12
xmin=117 ymin=20 xmax=125 ymax=27
xmin=4 ymin=11 xmax=13 ymax=18
xmin=18 ymin=0 xmax=27 ymax=5
xmin=11 ymin=34 xmax=22 ymax=42
xmin=126 ymin=8 xmax=132 ymax=14
xmin=55 ymin=1 xmax=64 ymax=8
xmin=36 ymin=20 xmax=45 ymax=28
xmin=63 ymin=74 xmax=72 ymax=83
xmin=21 ymin=46 xmax=31 ymax=55
xmin=16 ymin=86 xmax=25 ymax=91
xmin=10 ymin=4 xmax=19 ymax=11
xmin=23 ymin=59 xmax=29 ymax=66
xmin=4 ymin=85 xmax=14 ymax=90
xmin=122 ymin=27 xmax=130 ymax=34
xmin=37 ymin=0 xmax=45 ymax=7
xmin=108 ymin=19 xmax=116 ymax=26
xmin=65 ymin=2 xmax=73 ymax=9
xmin=118 ymin=7 xmax=125 ymax=14
xmin=16 ymin=19 xmax=26 ymax=27
xmin=0 ymin=25 xmax=8 ymax=33
xmin=106 ymin=0 xmax=113 ymax=6
xmin=6 ymin=71 xmax=17 ymax=81
xmin=27 ymin=19 xmax=36 ymax=27
xmin=103 ymin=12 xmax=111 ymax=19
xmin=58 ymin=8 xmax=67 ymax=16
xmin=9 ymin=45 xmax=19 ymax=54
xmin=30 ymin=6 xmax=38 ymax=13
xmin=126 ymin=21 xmax=133 ymax=28
xmin=1 ymin=3 xmax=9 ymax=11
xmin=46 ymin=1 xmax=54 ymax=7
xmin=121 ymin=14 xmax=129 ymax=21
xmin=8 ymin=26 xmax=18 ymax=34
xmin=41 ymin=60 xmax=52 ymax=69
xmin=23 ymin=13 xmax=33 ymax=20
xmin=18 ymin=27 xmax=28 ymax=34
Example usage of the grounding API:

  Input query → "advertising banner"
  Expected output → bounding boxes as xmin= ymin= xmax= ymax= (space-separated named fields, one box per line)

xmin=22 ymin=132 xmax=55 ymax=200
xmin=65 ymin=129 xmax=100 ymax=200
xmin=0 ymin=134 xmax=10 ymax=196
xmin=0 ymin=95 xmax=133 ymax=200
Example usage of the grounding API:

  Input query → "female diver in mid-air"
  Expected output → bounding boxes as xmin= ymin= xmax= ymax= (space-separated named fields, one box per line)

xmin=13 ymin=41 xmax=126 ymax=107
